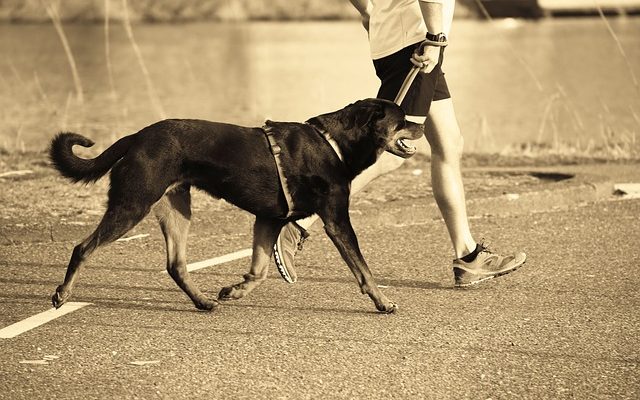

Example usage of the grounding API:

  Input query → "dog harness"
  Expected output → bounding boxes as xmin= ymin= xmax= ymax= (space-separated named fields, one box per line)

xmin=262 ymin=124 xmax=297 ymax=219
xmin=262 ymin=122 xmax=346 ymax=219
xmin=305 ymin=122 xmax=344 ymax=162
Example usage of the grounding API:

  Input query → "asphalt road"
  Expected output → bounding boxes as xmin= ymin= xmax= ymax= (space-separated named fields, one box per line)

xmin=1 ymin=159 xmax=639 ymax=399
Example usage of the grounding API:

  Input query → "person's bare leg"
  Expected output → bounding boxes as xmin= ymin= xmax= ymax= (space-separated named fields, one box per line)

xmin=425 ymin=98 xmax=476 ymax=258
xmin=295 ymin=100 xmax=475 ymax=258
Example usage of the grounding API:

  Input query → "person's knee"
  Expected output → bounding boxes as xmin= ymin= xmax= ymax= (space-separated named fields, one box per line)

xmin=453 ymin=133 xmax=465 ymax=159
xmin=425 ymin=98 xmax=465 ymax=162
xmin=430 ymin=128 xmax=464 ymax=162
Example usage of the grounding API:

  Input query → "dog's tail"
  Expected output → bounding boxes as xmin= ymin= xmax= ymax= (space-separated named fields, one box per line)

xmin=49 ymin=132 xmax=135 ymax=184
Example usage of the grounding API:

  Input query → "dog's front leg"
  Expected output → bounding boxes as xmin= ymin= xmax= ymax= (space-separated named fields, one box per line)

xmin=323 ymin=214 xmax=397 ymax=314
xmin=218 ymin=217 xmax=283 ymax=301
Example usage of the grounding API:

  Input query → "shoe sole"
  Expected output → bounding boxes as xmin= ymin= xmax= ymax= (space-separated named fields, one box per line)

xmin=454 ymin=259 xmax=526 ymax=288
xmin=273 ymin=243 xmax=296 ymax=284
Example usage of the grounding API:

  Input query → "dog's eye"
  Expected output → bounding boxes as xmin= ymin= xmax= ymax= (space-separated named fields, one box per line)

xmin=397 ymin=121 xmax=406 ymax=130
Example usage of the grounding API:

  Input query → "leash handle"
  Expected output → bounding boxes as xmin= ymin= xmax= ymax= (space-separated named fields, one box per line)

xmin=394 ymin=39 xmax=442 ymax=106
xmin=393 ymin=40 xmax=427 ymax=106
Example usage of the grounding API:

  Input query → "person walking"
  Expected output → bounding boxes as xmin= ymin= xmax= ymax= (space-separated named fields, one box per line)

xmin=273 ymin=0 xmax=526 ymax=287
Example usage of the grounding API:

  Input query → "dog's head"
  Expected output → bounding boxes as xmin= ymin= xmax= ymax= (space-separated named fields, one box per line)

xmin=345 ymin=98 xmax=423 ymax=158
xmin=307 ymin=98 xmax=423 ymax=176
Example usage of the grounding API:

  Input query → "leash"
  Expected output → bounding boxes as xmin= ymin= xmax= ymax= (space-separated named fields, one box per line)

xmin=394 ymin=39 xmax=445 ymax=106
xmin=263 ymin=39 xmax=438 ymax=218
xmin=262 ymin=124 xmax=297 ymax=219
xmin=393 ymin=66 xmax=420 ymax=106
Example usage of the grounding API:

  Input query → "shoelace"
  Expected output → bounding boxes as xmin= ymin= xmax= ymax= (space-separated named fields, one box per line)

xmin=297 ymin=235 xmax=307 ymax=251
xmin=477 ymin=240 xmax=492 ymax=255
xmin=293 ymin=222 xmax=310 ymax=251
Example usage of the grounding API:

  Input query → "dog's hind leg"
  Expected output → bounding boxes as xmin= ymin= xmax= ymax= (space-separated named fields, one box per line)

xmin=52 ymin=196 xmax=155 ymax=308
xmin=218 ymin=216 xmax=284 ymax=301
xmin=154 ymin=185 xmax=218 ymax=311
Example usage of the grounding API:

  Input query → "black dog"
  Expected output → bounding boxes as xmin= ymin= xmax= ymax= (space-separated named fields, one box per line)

xmin=49 ymin=98 xmax=423 ymax=313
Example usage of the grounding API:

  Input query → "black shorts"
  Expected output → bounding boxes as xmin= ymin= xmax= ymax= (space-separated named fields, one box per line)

xmin=373 ymin=42 xmax=450 ymax=117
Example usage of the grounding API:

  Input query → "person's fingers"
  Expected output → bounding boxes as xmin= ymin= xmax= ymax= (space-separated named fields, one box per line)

xmin=417 ymin=60 xmax=436 ymax=73
xmin=424 ymin=62 xmax=436 ymax=73
xmin=412 ymin=50 xmax=427 ymax=60
xmin=411 ymin=56 xmax=437 ymax=73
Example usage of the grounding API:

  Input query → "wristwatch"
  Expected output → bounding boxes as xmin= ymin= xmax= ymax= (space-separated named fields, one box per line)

xmin=426 ymin=32 xmax=447 ymax=43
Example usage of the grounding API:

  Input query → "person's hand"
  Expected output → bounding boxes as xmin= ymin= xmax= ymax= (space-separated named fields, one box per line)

xmin=411 ymin=43 xmax=440 ymax=74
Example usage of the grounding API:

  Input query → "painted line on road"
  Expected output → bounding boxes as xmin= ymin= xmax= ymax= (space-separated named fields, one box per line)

xmin=2 ymin=249 xmax=253 ymax=338
xmin=185 ymin=248 xmax=252 ymax=272
xmin=0 ymin=302 xmax=92 ymax=339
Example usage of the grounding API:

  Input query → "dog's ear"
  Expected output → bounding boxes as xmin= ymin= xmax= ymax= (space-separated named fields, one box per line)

xmin=307 ymin=100 xmax=386 ymax=133
xmin=306 ymin=111 xmax=345 ymax=134
xmin=342 ymin=101 xmax=386 ymax=130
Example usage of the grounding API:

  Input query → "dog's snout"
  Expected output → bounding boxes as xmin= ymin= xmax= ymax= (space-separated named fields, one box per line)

xmin=403 ymin=121 xmax=423 ymax=139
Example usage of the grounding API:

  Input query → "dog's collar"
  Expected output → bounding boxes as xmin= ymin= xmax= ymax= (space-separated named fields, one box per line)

xmin=305 ymin=122 xmax=343 ymax=162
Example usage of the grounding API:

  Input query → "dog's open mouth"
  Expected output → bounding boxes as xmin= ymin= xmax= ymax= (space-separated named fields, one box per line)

xmin=386 ymin=125 xmax=422 ymax=158
xmin=397 ymin=138 xmax=417 ymax=154
xmin=386 ymin=136 xmax=417 ymax=158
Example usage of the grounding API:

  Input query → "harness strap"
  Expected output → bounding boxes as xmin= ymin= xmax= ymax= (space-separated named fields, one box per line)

xmin=263 ymin=125 xmax=296 ymax=219
xmin=306 ymin=122 xmax=343 ymax=162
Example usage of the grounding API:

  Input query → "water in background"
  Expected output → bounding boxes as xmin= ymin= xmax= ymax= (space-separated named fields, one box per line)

xmin=0 ymin=18 xmax=638 ymax=153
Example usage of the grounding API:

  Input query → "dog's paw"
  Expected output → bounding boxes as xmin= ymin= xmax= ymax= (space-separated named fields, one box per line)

xmin=51 ymin=288 xmax=69 ymax=309
xmin=217 ymin=285 xmax=245 ymax=301
xmin=194 ymin=298 xmax=219 ymax=312
xmin=377 ymin=302 xmax=398 ymax=314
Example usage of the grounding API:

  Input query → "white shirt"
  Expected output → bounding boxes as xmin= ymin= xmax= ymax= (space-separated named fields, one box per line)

xmin=368 ymin=0 xmax=455 ymax=60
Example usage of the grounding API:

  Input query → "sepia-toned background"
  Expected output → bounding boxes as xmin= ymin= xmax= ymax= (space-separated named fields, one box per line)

xmin=0 ymin=0 xmax=638 ymax=157
xmin=1 ymin=2 xmax=639 ymax=399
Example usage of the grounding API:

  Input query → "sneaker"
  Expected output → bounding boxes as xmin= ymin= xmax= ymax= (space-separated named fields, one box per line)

xmin=453 ymin=243 xmax=526 ymax=287
xmin=273 ymin=222 xmax=310 ymax=283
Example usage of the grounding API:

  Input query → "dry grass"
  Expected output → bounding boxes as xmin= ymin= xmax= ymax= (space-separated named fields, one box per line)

xmin=1 ymin=2 xmax=638 ymax=163
xmin=44 ymin=0 xmax=84 ymax=104
xmin=104 ymin=0 xmax=118 ymax=101
xmin=595 ymin=4 xmax=639 ymax=95
xmin=121 ymin=0 xmax=166 ymax=119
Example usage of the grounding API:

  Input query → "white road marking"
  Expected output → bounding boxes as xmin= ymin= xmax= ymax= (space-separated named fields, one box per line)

xmin=2 ymin=248 xmax=253 ymax=338
xmin=185 ymin=248 xmax=252 ymax=272
xmin=0 ymin=302 xmax=92 ymax=339
xmin=116 ymin=233 xmax=149 ymax=242
xmin=0 ymin=170 xmax=33 ymax=178
xmin=129 ymin=360 xmax=161 ymax=366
